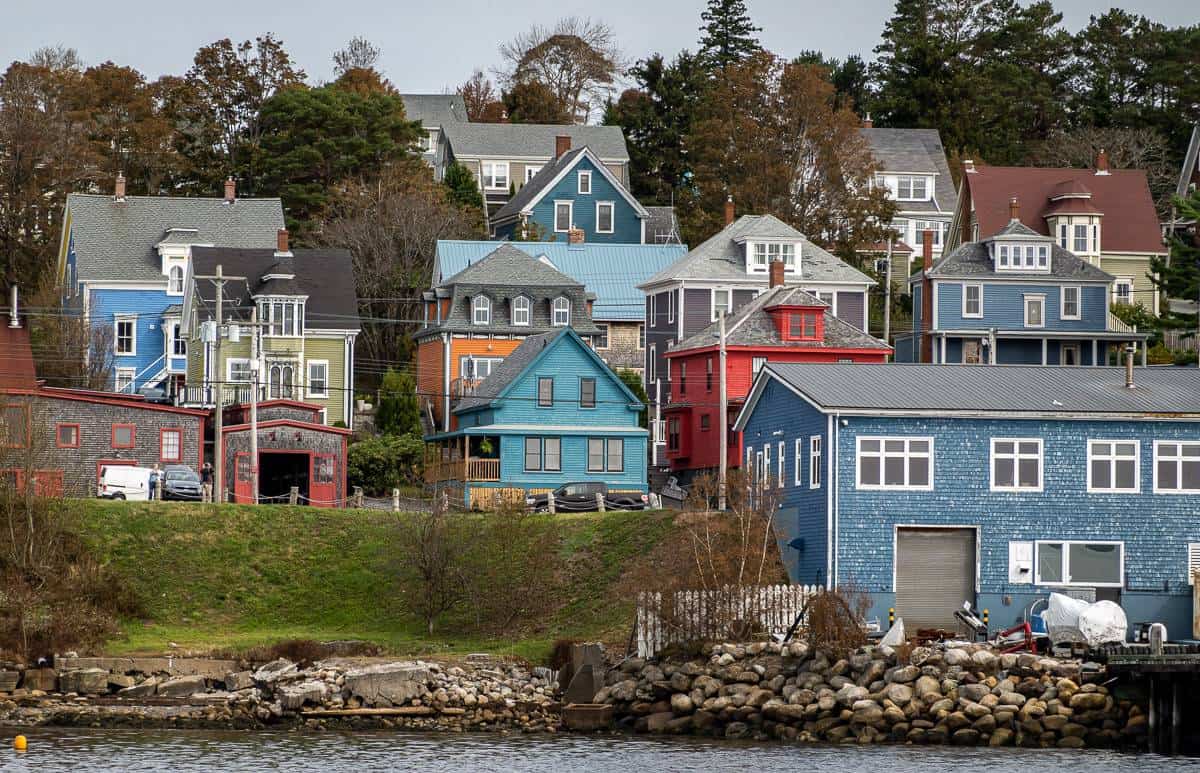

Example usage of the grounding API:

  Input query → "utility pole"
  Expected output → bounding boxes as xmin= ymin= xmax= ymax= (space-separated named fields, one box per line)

xmin=250 ymin=304 xmax=259 ymax=503
xmin=213 ymin=264 xmax=224 ymax=502
xmin=883 ymin=236 xmax=893 ymax=349
xmin=718 ymin=310 xmax=728 ymax=511
xmin=653 ymin=379 xmax=661 ymax=468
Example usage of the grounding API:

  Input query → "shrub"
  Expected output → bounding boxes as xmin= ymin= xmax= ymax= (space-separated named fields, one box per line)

xmin=375 ymin=369 xmax=422 ymax=437
xmin=347 ymin=433 xmax=424 ymax=495
xmin=804 ymin=586 xmax=872 ymax=661
xmin=1146 ymin=344 xmax=1176 ymax=365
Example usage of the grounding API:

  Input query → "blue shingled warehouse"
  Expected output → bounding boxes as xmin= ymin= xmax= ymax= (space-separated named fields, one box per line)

xmin=734 ymin=361 xmax=1200 ymax=639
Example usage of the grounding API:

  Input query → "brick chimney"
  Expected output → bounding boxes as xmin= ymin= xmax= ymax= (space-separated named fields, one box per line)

xmin=555 ymin=134 xmax=571 ymax=157
xmin=1009 ymin=196 xmax=1020 ymax=222
xmin=862 ymin=113 xmax=873 ymax=129
xmin=963 ymin=159 xmax=976 ymax=174
xmin=920 ymin=229 xmax=934 ymax=363
xmin=114 ymin=172 xmax=126 ymax=201
xmin=276 ymin=228 xmax=290 ymax=254
xmin=768 ymin=259 xmax=785 ymax=288
xmin=224 ymin=177 xmax=236 ymax=202
xmin=724 ymin=195 xmax=735 ymax=227
xmin=568 ymin=227 xmax=585 ymax=245
xmin=1096 ymin=147 xmax=1110 ymax=175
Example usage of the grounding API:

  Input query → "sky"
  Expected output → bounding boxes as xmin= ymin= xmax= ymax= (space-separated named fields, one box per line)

xmin=1 ymin=0 xmax=1195 ymax=95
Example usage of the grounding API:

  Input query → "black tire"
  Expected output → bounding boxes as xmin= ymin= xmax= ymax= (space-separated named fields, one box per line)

xmin=112 ymin=493 xmax=126 ymax=501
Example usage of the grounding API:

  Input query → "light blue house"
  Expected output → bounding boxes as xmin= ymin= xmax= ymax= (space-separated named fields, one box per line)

xmin=426 ymin=328 xmax=648 ymax=508
xmin=57 ymin=178 xmax=284 ymax=396
xmin=490 ymin=146 xmax=651 ymax=244
xmin=896 ymin=216 xmax=1148 ymax=366
xmin=735 ymin=361 xmax=1200 ymax=638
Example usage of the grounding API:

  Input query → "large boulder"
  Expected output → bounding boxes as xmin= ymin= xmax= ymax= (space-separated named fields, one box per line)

xmin=59 ymin=668 xmax=108 ymax=695
xmin=343 ymin=662 xmax=431 ymax=707
xmin=252 ymin=659 xmax=298 ymax=684
xmin=883 ymin=683 xmax=914 ymax=706
xmin=156 ymin=675 xmax=208 ymax=697
xmin=278 ymin=680 xmax=329 ymax=710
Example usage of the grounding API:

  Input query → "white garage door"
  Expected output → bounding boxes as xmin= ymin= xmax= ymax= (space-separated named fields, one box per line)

xmin=895 ymin=527 xmax=976 ymax=631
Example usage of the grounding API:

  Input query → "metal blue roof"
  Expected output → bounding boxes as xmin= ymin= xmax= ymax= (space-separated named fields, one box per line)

xmin=433 ymin=240 xmax=688 ymax=322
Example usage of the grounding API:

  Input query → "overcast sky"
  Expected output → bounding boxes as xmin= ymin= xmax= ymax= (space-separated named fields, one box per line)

xmin=2 ymin=1 xmax=1194 ymax=95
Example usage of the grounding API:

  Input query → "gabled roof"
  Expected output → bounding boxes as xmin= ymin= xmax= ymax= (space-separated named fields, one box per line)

xmin=640 ymin=215 xmax=874 ymax=287
xmin=433 ymin=240 xmax=687 ymax=322
xmin=860 ymin=128 xmax=956 ymax=214
xmin=964 ymin=165 xmax=1165 ymax=253
xmin=735 ymin=363 xmax=1200 ymax=426
xmin=669 ymin=285 xmax=891 ymax=353
xmin=441 ymin=243 xmax=585 ymax=288
xmin=923 ymin=230 xmax=1113 ymax=283
xmin=454 ymin=328 xmax=639 ymax=414
xmin=1177 ymin=123 xmax=1200 ymax=199
xmin=188 ymin=247 xmax=358 ymax=331
xmin=492 ymin=146 xmax=649 ymax=225
xmin=65 ymin=194 xmax=284 ymax=283
xmin=400 ymin=94 xmax=468 ymax=126
xmin=0 ymin=321 xmax=37 ymax=391
xmin=442 ymin=122 xmax=630 ymax=161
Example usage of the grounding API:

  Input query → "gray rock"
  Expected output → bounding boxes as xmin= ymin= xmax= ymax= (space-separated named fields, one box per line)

xmin=915 ymin=675 xmax=941 ymax=698
xmin=943 ymin=649 xmax=971 ymax=667
xmin=225 ymin=671 xmax=255 ymax=691
xmin=960 ymin=683 xmax=991 ymax=703
xmin=889 ymin=665 xmax=920 ymax=683
xmin=278 ymin=680 xmax=328 ymax=710
xmin=971 ymin=650 xmax=997 ymax=670
xmin=835 ymin=684 xmax=868 ymax=707
xmin=118 ymin=678 xmax=159 ymax=698
xmin=59 ymin=668 xmax=108 ymax=695
xmin=670 ymin=693 xmax=694 ymax=714
xmin=252 ymin=659 xmax=298 ymax=684
xmin=156 ymin=675 xmax=207 ymax=697
xmin=883 ymin=682 xmax=914 ymax=706
xmin=343 ymin=663 xmax=431 ymax=707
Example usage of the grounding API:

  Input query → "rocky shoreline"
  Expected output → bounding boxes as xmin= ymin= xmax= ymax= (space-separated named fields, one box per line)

xmin=594 ymin=641 xmax=1147 ymax=749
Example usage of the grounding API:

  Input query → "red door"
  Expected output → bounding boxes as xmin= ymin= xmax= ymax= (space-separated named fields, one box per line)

xmin=310 ymin=454 xmax=336 ymax=508
xmin=233 ymin=453 xmax=253 ymax=504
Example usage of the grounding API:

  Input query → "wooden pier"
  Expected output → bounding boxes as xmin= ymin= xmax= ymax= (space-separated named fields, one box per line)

xmin=1104 ymin=644 xmax=1200 ymax=755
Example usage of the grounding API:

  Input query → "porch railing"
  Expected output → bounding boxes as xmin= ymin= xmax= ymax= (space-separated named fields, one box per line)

xmin=424 ymin=457 xmax=500 ymax=483
xmin=451 ymin=378 xmax=485 ymax=399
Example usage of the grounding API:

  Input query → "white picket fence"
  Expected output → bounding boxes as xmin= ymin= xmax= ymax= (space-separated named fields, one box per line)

xmin=635 ymin=584 xmax=822 ymax=657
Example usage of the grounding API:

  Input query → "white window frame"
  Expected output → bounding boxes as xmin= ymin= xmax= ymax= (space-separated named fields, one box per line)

xmin=637 ymin=323 xmax=645 ymax=350
xmin=554 ymin=200 xmax=573 ymax=233
xmin=460 ymin=356 xmax=503 ymax=380
xmin=307 ymin=359 xmax=329 ymax=398
xmin=855 ymin=436 xmax=934 ymax=491
xmin=577 ymin=170 xmax=592 ymax=194
xmin=752 ymin=356 xmax=768 ymax=378
xmin=989 ymin=438 xmax=1044 ymax=492
xmin=666 ymin=290 xmax=675 ymax=324
xmin=170 ymin=321 xmax=187 ymax=357
xmin=962 ymin=283 xmax=983 ymax=319
xmin=751 ymin=242 xmax=796 ymax=272
xmin=1087 ymin=439 xmax=1140 ymax=493
xmin=167 ymin=265 xmax=185 ymax=295
xmin=777 ymin=441 xmax=785 ymax=490
xmin=226 ymin=358 xmax=252 ymax=383
xmin=524 ymin=165 xmax=541 ymax=182
xmin=552 ymin=296 xmax=571 ymax=326
xmin=472 ymin=295 xmax=491 ymax=325
xmin=114 ymin=316 xmax=136 ymax=356
xmin=763 ymin=443 xmax=772 ymax=488
xmin=1113 ymin=279 xmax=1133 ymax=305
xmin=511 ymin=295 xmax=531 ymax=326
xmin=114 ymin=367 xmax=136 ymax=393
xmin=1034 ymin=540 xmax=1124 ymax=588
xmin=482 ymin=161 xmax=509 ymax=190
xmin=896 ymin=176 xmax=929 ymax=201
xmin=259 ymin=299 xmax=305 ymax=338
xmin=712 ymin=288 xmax=732 ymax=321
xmin=1061 ymin=285 xmax=1081 ymax=320
xmin=1023 ymin=294 xmax=1045 ymax=328
xmin=809 ymin=435 xmax=822 ymax=489
xmin=594 ymin=322 xmax=609 ymax=349
xmin=1153 ymin=440 xmax=1200 ymax=494
xmin=794 ymin=438 xmax=804 ymax=487
xmin=1188 ymin=543 xmax=1200 ymax=586
xmin=595 ymin=201 xmax=614 ymax=234
xmin=1058 ymin=223 xmax=1069 ymax=249
xmin=1073 ymin=223 xmax=1088 ymax=254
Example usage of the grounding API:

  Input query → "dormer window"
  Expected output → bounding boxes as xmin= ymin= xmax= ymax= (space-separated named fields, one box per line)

xmin=751 ymin=242 xmax=796 ymax=272
xmin=994 ymin=242 xmax=1051 ymax=273
xmin=512 ymin=296 xmax=530 ymax=326
xmin=552 ymin=296 xmax=570 ymax=326
xmin=258 ymin=299 xmax=305 ymax=337
xmin=168 ymin=265 xmax=184 ymax=294
xmin=788 ymin=312 xmax=818 ymax=340
xmin=896 ymin=176 xmax=929 ymax=201
xmin=472 ymin=296 xmax=491 ymax=325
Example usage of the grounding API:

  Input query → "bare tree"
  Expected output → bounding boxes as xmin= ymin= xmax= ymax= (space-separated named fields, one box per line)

xmin=333 ymin=36 xmax=382 ymax=76
xmin=1029 ymin=126 xmax=1176 ymax=216
xmin=393 ymin=500 xmax=472 ymax=635
xmin=497 ymin=17 xmax=622 ymax=123
xmin=26 ymin=277 xmax=114 ymax=390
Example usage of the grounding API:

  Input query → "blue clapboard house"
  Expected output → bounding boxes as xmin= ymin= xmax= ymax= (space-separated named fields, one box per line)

xmin=896 ymin=208 xmax=1148 ymax=366
xmin=56 ymin=177 xmax=284 ymax=396
xmin=735 ymin=362 xmax=1200 ymax=638
xmin=426 ymin=328 xmax=648 ymax=509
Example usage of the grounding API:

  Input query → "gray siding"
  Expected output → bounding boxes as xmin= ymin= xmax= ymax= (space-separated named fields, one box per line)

xmin=836 ymin=291 xmax=867 ymax=331
xmin=733 ymin=289 xmax=756 ymax=312
xmin=683 ymin=288 xmax=712 ymax=338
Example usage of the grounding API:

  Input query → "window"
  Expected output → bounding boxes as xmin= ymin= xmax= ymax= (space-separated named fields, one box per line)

xmin=594 ymin=202 xmax=614 ymax=233
xmin=962 ymin=284 xmax=983 ymax=318
xmin=538 ymin=377 xmax=554 ymax=407
xmin=1088 ymin=440 xmax=1139 ymax=493
xmin=666 ymin=291 xmax=675 ymax=324
xmin=552 ymin=296 xmax=570 ymax=326
xmin=794 ymin=439 xmax=804 ymax=486
xmin=307 ymin=360 xmax=329 ymax=398
xmin=788 ymin=313 xmax=817 ymax=339
xmin=998 ymin=245 xmax=1009 ymax=268
xmin=160 ymin=428 xmax=182 ymax=462
xmin=268 ymin=363 xmax=296 ymax=399
xmin=810 ymin=436 xmax=822 ymax=488
xmin=1024 ymin=295 xmax=1045 ymax=328
xmin=115 ymin=368 xmax=136 ymax=393
xmin=524 ymin=437 xmax=561 ymax=472
xmin=1154 ymin=441 xmax=1200 ymax=493
xmin=512 ymin=296 xmax=530 ymax=326
xmin=700 ymin=414 xmax=711 ymax=431
xmin=56 ymin=423 xmax=80 ymax=449
xmin=259 ymin=300 xmax=304 ymax=337
xmin=706 ymin=357 xmax=713 ymax=392
xmin=1113 ymin=280 xmax=1132 ymax=305
xmin=115 ymin=317 xmax=136 ymax=355
xmin=751 ymin=242 xmax=796 ymax=270
xmin=1061 ymin=286 xmax=1080 ymax=320
xmin=857 ymin=437 xmax=932 ymax=490
xmin=1038 ymin=245 xmax=1049 ymax=268
xmin=914 ymin=220 xmax=943 ymax=247
xmin=712 ymin=289 xmax=732 ymax=321
xmin=763 ymin=443 xmax=771 ymax=487
xmin=679 ymin=361 xmax=687 ymax=395
xmin=648 ymin=344 xmax=656 ymax=382
xmin=1 ymin=405 xmax=29 ymax=448
xmin=578 ymin=170 xmax=592 ymax=194
xmin=638 ymin=324 xmax=645 ymax=350
xmin=524 ymin=166 xmax=542 ymax=182
xmin=422 ymin=130 xmax=437 ymax=153
xmin=607 ymin=438 xmax=624 ymax=472
xmin=472 ymin=295 xmax=491 ymax=325
xmin=777 ymin=441 xmax=785 ymax=489
xmin=112 ymin=424 xmax=135 ymax=449
xmin=168 ymin=265 xmax=184 ymax=294
xmin=227 ymin=359 xmax=252 ymax=383
xmin=1035 ymin=541 xmax=1123 ymax=587
xmin=580 ymin=377 xmax=596 ymax=408
xmin=460 ymin=356 xmax=502 ymax=380
xmin=554 ymin=201 xmax=573 ymax=232
xmin=1059 ymin=223 xmax=1069 ymax=249
xmin=171 ymin=322 xmax=187 ymax=357
xmin=991 ymin=438 xmax=1043 ymax=491
xmin=587 ymin=438 xmax=605 ymax=472
xmin=752 ymin=356 xmax=768 ymax=378
xmin=1073 ymin=224 xmax=1088 ymax=253
xmin=482 ymin=161 xmax=509 ymax=190
xmin=896 ymin=176 xmax=929 ymax=200
xmin=667 ymin=418 xmax=681 ymax=452
xmin=594 ymin=322 xmax=608 ymax=349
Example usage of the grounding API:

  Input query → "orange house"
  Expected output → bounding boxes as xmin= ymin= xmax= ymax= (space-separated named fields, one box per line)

xmin=415 ymin=245 xmax=601 ymax=433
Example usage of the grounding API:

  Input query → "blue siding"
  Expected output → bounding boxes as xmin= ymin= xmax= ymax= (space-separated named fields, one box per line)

xmin=524 ymin=157 xmax=643 ymax=244
xmin=936 ymin=282 xmax=1108 ymax=332
xmin=90 ymin=286 xmax=176 ymax=390
xmin=494 ymin=433 xmax=647 ymax=489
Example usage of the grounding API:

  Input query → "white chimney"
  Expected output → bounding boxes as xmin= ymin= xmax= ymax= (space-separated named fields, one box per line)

xmin=8 ymin=285 xmax=19 ymax=329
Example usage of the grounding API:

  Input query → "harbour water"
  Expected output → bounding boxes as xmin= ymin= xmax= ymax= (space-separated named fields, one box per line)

xmin=1 ymin=729 xmax=1194 ymax=772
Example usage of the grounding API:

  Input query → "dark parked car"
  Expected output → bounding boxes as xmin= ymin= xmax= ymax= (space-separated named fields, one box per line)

xmin=526 ymin=482 xmax=647 ymax=512
xmin=161 ymin=465 xmax=202 ymax=501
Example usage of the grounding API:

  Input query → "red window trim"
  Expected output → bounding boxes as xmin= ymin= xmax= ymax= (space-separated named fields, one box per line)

xmin=111 ymin=423 xmax=136 ymax=449
xmin=56 ymin=423 xmax=81 ymax=448
xmin=159 ymin=427 xmax=183 ymax=462
xmin=1 ymin=403 xmax=31 ymax=449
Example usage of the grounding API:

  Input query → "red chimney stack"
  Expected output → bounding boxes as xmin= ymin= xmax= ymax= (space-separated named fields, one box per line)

xmin=724 ymin=196 xmax=735 ymax=227
xmin=768 ymin=259 xmax=785 ymax=289
xmin=1096 ymin=147 xmax=1110 ymax=175
xmin=114 ymin=172 xmax=126 ymax=201
xmin=862 ymin=114 xmax=873 ymax=129
xmin=1009 ymin=196 xmax=1020 ymax=222
xmin=555 ymin=135 xmax=571 ymax=157
xmin=224 ymin=177 xmax=236 ymax=202
xmin=277 ymin=228 xmax=289 ymax=254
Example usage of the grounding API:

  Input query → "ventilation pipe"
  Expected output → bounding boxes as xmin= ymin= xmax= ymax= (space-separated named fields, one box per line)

xmin=1125 ymin=345 xmax=1136 ymax=389
xmin=8 ymin=285 xmax=19 ymax=329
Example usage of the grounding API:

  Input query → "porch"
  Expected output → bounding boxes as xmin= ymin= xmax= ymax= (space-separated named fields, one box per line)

xmin=423 ymin=435 xmax=501 ymax=484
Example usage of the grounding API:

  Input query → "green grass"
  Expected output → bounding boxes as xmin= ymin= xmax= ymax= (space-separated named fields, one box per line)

xmin=77 ymin=500 xmax=677 ymax=662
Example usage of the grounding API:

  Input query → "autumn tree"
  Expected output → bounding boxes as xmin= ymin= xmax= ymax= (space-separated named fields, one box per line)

xmin=26 ymin=276 xmax=114 ymax=390
xmin=458 ymin=70 xmax=503 ymax=122
xmin=502 ymin=80 xmax=571 ymax=124
xmin=498 ymin=17 xmax=621 ymax=123
xmin=697 ymin=0 xmax=761 ymax=73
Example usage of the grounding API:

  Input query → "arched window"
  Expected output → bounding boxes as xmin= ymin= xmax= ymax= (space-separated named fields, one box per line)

xmin=168 ymin=265 xmax=184 ymax=294
xmin=512 ymin=296 xmax=531 ymax=326
xmin=269 ymin=364 xmax=295 ymax=399
xmin=472 ymin=295 xmax=491 ymax=325
xmin=552 ymin=296 xmax=570 ymax=326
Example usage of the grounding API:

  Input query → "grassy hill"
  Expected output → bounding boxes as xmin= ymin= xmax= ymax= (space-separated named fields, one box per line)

xmin=78 ymin=500 xmax=677 ymax=662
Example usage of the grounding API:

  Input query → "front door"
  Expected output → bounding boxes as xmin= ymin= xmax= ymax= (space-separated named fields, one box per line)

xmin=1061 ymin=344 xmax=1081 ymax=366
xmin=233 ymin=453 xmax=252 ymax=504
xmin=310 ymin=454 xmax=336 ymax=508
xmin=895 ymin=527 xmax=976 ymax=631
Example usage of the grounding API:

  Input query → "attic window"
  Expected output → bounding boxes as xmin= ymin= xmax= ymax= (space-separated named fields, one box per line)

xmin=552 ymin=296 xmax=570 ymax=326
xmin=751 ymin=243 xmax=795 ymax=272
xmin=472 ymin=296 xmax=491 ymax=325
xmin=786 ymin=312 xmax=819 ymax=341
xmin=996 ymin=243 xmax=1050 ymax=272
xmin=578 ymin=170 xmax=591 ymax=195
xmin=512 ymin=296 xmax=530 ymax=326
xmin=896 ymin=176 xmax=929 ymax=201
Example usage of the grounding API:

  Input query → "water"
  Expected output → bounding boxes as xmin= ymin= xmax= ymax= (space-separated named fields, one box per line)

xmin=0 ymin=730 xmax=1192 ymax=772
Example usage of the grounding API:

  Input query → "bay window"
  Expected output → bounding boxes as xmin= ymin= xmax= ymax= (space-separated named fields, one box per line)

xmin=259 ymin=299 xmax=305 ymax=337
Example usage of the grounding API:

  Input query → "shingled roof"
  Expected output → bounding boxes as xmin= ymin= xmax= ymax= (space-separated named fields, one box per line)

xmin=66 ymin=194 xmax=284 ymax=283
xmin=860 ymin=128 xmax=956 ymax=214
xmin=442 ymin=122 xmax=629 ymax=161
xmin=400 ymin=93 xmax=468 ymax=126
xmin=924 ymin=225 xmax=1114 ymax=283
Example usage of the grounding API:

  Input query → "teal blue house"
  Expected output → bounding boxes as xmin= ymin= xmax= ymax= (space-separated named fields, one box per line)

xmin=490 ymin=146 xmax=650 ymax=244
xmin=426 ymin=328 xmax=648 ymax=508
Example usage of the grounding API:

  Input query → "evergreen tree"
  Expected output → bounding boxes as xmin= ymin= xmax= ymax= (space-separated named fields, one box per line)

xmin=443 ymin=162 xmax=484 ymax=212
xmin=616 ymin=370 xmax=649 ymax=429
xmin=375 ymin=368 xmax=421 ymax=436
xmin=698 ymin=0 xmax=762 ymax=72
xmin=1152 ymin=191 xmax=1200 ymax=335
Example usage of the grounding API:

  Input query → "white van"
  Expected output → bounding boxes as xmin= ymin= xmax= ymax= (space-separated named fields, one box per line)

xmin=98 ymin=465 xmax=154 ymax=501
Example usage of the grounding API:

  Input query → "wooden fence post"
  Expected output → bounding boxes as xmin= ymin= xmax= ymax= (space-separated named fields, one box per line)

xmin=392 ymin=488 xmax=400 ymax=512
xmin=596 ymin=492 xmax=606 ymax=512
xmin=353 ymin=486 xmax=364 ymax=508
xmin=289 ymin=486 xmax=298 ymax=505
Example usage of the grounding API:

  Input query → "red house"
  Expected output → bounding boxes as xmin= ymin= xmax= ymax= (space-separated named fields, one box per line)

xmin=662 ymin=262 xmax=890 ymax=481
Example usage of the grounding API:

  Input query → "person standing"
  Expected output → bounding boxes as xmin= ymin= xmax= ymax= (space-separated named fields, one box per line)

xmin=200 ymin=462 xmax=214 ymax=503
xmin=149 ymin=465 xmax=160 ymax=501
